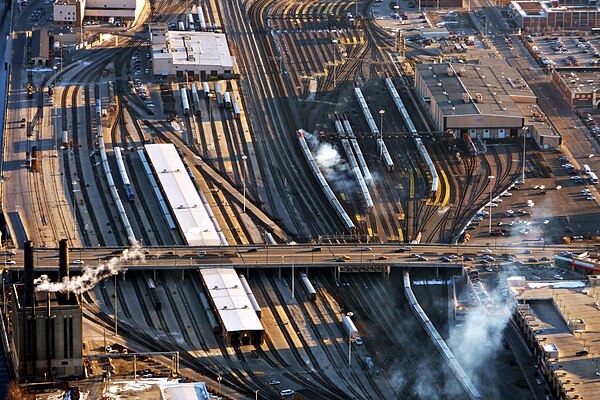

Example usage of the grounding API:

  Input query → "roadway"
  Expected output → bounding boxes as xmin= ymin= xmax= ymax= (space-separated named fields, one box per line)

xmin=4 ymin=242 xmax=586 ymax=271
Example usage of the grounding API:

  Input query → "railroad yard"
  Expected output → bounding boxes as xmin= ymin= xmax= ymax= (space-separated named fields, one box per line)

xmin=2 ymin=0 xmax=600 ymax=397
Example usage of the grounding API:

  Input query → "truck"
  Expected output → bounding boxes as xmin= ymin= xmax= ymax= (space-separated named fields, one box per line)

xmin=342 ymin=315 xmax=359 ymax=339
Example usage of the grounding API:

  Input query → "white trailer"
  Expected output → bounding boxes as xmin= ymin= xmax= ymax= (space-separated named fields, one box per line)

xmin=342 ymin=315 xmax=359 ymax=339
xmin=180 ymin=88 xmax=190 ymax=115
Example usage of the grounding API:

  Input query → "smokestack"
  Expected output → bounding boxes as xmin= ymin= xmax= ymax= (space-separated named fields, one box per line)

xmin=59 ymin=239 xmax=70 ymax=282
xmin=23 ymin=240 xmax=35 ymax=375
xmin=58 ymin=239 xmax=70 ymax=303
xmin=24 ymin=240 xmax=35 ymax=309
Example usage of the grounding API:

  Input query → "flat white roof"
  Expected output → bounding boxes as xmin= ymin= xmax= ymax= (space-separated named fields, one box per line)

xmin=152 ymin=30 xmax=233 ymax=69
xmin=145 ymin=144 xmax=221 ymax=246
xmin=200 ymin=268 xmax=264 ymax=333
xmin=159 ymin=382 xmax=210 ymax=400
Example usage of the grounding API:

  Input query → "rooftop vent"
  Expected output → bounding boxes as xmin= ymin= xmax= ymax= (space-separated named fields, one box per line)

xmin=475 ymin=93 xmax=483 ymax=103
xmin=447 ymin=67 xmax=454 ymax=76
xmin=462 ymin=93 xmax=470 ymax=103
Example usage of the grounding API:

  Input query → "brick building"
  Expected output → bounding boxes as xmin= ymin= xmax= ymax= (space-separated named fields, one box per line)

xmin=511 ymin=1 xmax=600 ymax=31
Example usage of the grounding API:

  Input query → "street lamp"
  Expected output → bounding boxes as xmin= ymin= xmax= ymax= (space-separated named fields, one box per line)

xmin=241 ymin=155 xmax=248 ymax=212
xmin=59 ymin=33 xmax=64 ymax=74
xmin=347 ymin=311 xmax=354 ymax=375
xmin=379 ymin=110 xmax=385 ymax=162
xmin=488 ymin=175 xmax=495 ymax=234
xmin=72 ymin=181 xmax=80 ymax=239
xmin=255 ymin=389 xmax=259 ymax=400
xmin=522 ymin=127 xmax=528 ymax=183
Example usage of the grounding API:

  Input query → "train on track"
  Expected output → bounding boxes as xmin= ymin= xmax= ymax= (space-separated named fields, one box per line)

xmin=180 ymin=87 xmax=190 ymax=115
xmin=145 ymin=275 xmax=162 ymax=311
xmin=114 ymin=147 xmax=135 ymax=201
xmin=239 ymin=275 xmax=262 ymax=318
xmin=95 ymin=99 xmax=136 ymax=241
xmin=297 ymin=129 xmax=355 ymax=232
xmin=463 ymin=133 xmax=478 ymax=157
xmin=190 ymin=83 xmax=201 ymax=116
xmin=299 ymin=273 xmax=316 ymax=300
xmin=334 ymin=115 xmax=373 ymax=209
xmin=198 ymin=290 xmax=221 ymax=333
xmin=384 ymin=74 xmax=438 ymax=194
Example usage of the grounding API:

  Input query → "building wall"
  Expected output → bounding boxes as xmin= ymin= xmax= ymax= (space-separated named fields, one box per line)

xmin=54 ymin=1 xmax=83 ymax=24
xmin=515 ymin=8 xmax=600 ymax=31
xmin=84 ymin=0 xmax=143 ymax=20
xmin=13 ymin=303 xmax=84 ymax=378
xmin=152 ymin=57 xmax=232 ymax=79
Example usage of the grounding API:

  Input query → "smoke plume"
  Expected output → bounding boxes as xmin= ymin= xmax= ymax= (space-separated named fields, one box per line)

xmin=34 ymin=242 xmax=145 ymax=294
xmin=304 ymin=130 xmax=351 ymax=183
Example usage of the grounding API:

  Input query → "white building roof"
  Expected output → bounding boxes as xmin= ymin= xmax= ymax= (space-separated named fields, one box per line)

xmin=159 ymin=382 xmax=211 ymax=400
xmin=152 ymin=30 xmax=233 ymax=69
xmin=145 ymin=144 xmax=221 ymax=246
xmin=200 ymin=268 xmax=264 ymax=333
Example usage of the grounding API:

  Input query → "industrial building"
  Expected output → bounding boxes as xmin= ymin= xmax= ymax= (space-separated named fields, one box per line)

xmin=53 ymin=0 xmax=84 ymax=25
xmin=149 ymin=24 xmax=234 ymax=80
xmin=11 ymin=240 xmax=83 ymax=379
xmin=511 ymin=281 xmax=600 ymax=400
xmin=199 ymin=268 xmax=264 ymax=346
xmin=510 ymin=1 xmax=600 ymax=31
xmin=31 ymin=29 xmax=50 ymax=66
xmin=416 ymin=0 xmax=464 ymax=6
xmin=144 ymin=144 xmax=223 ymax=246
xmin=551 ymin=69 xmax=600 ymax=108
xmin=53 ymin=0 xmax=144 ymax=25
xmin=414 ymin=61 xmax=535 ymax=138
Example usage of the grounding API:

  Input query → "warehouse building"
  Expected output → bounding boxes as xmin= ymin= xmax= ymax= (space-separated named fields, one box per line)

xmin=415 ymin=61 xmax=535 ymax=138
xmin=551 ymin=69 xmax=600 ymax=108
xmin=149 ymin=24 xmax=234 ymax=80
xmin=54 ymin=0 xmax=144 ymax=25
xmin=199 ymin=268 xmax=264 ymax=346
xmin=510 ymin=1 xmax=600 ymax=31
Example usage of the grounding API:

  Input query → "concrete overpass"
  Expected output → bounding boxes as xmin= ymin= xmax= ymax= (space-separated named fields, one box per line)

xmin=1 ymin=242 xmax=585 ymax=272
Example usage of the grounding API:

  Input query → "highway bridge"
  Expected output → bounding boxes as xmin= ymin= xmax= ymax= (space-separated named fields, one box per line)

xmin=2 ymin=242 xmax=582 ymax=272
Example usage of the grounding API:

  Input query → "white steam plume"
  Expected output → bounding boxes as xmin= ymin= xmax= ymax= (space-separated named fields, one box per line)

xmin=304 ymin=131 xmax=351 ymax=183
xmin=34 ymin=241 xmax=145 ymax=294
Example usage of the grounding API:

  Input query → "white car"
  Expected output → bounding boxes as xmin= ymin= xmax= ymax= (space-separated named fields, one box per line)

xmin=280 ymin=389 xmax=294 ymax=396
xmin=492 ymin=198 xmax=503 ymax=203
xmin=4 ymin=260 xmax=15 ymax=265
xmin=480 ymin=249 xmax=493 ymax=254
xmin=71 ymin=260 xmax=85 ymax=265
xmin=486 ymin=203 xmax=499 ymax=208
xmin=354 ymin=337 xmax=363 ymax=345
xmin=500 ymin=191 xmax=512 ymax=197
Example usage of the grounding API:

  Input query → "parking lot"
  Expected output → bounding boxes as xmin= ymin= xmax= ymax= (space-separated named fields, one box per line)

xmin=464 ymin=149 xmax=600 ymax=245
xmin=524 ymin=34 xmax=600 ymax=68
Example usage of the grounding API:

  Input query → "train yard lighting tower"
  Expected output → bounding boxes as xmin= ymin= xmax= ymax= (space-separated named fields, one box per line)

xmin=488 ymin=175 xmax=495 ymax=234
xmin=347 ymin=311 xmax=354 ymax=375
xmin=379 ymin=109 xmax=385 ymax=139
xmin=241 ymin=155 xmax=248 ymax=212
xmin=332 ymin=40 xmax=338 ymax=88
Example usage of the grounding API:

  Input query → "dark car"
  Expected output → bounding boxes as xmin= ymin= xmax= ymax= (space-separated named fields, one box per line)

xmin=528 ymin=257 xmax=539 ymax=263
xmin=312 ymin=247 xmax=322 ymax=252
xmin=247 ymin=248 xmax=258 ymax=253
xmin=576 ymin=350 xmax=589 ymax=356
